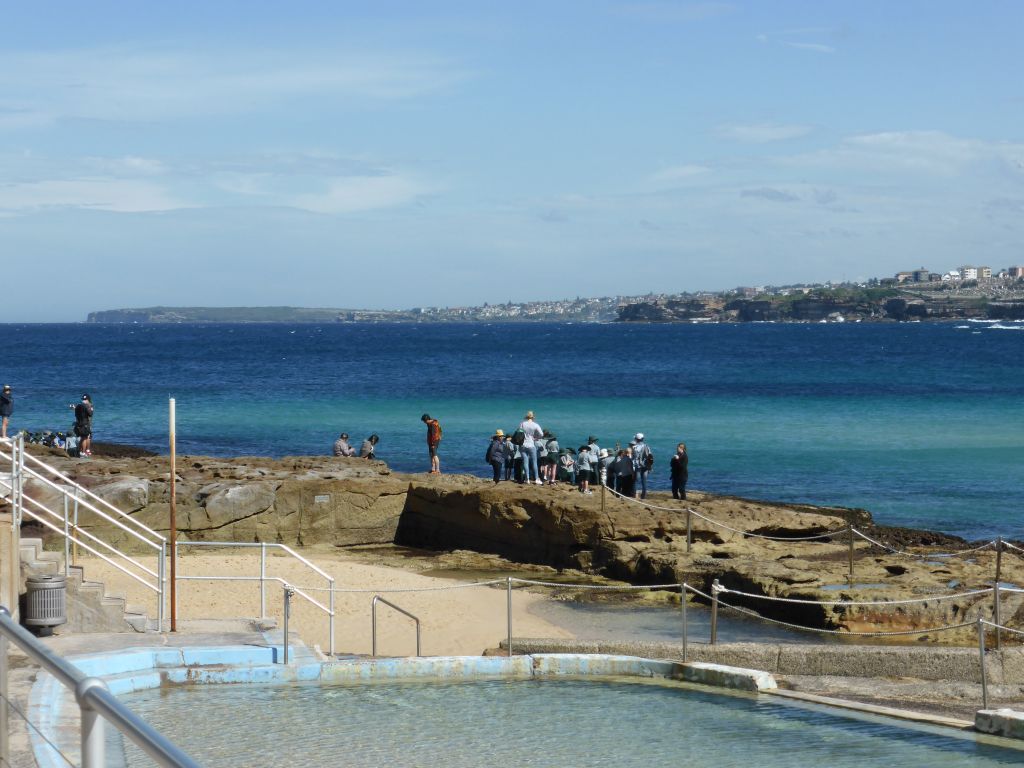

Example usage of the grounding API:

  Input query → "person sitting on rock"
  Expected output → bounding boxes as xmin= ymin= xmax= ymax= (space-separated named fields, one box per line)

xmin=360 ymin=433 xmax=380 ymax=459
xmin=333 ymin=432 xmax=356 ymax=457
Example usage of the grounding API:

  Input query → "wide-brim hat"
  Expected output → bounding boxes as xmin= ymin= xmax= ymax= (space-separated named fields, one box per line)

xmin=494 ymin=429 xmax=504 ymax=437
xmin=588 ymin=435 xmax=598 ymax=443
xmin=599 ymin=449 xmax=609 ymax=458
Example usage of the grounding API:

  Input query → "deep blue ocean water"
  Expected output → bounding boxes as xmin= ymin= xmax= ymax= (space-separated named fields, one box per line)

xmin=1 ymin=321 xmax=1022 ymax=539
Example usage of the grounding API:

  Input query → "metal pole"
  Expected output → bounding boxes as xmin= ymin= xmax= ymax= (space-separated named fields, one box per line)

xmin=994 ymin=538 xmax=1003 ymax=652
xmin=63 ymin=494 xmax=70 ymax=577
xmin=77 ymin=678 xmax=107 ymax=768
xmin=7 ymin=439 xmax=14 ymax=534
xmin=506 ymin=577 xmax=513 ymax=658
xmin=72 ymin=487 xmax=79 ymax=566
xmin=169 ymin=398 xmax=177 ymax=633
xmin=710 ymin=579 xmax=720 ymax=645
xmin=158 ymin=542 xmax=166 ymax=633
xmin=686 ymin=508 xmax=692 ymax=553
xmin=283 ymin=586 xmax=293 ymax=665
xmin=978 ymin=615 xmax=989 ymax=710
xmin=0 ymin=607 xmax=9 ymax=767
xmin=328 ymin=579 xmax=335 ymax=657
xmin=680 ymin=583 xmax=688 ymax=662
xmin=847 ymin=525 xmax=855 ymax=585
xmin=371 ymin=595 xmax=379 ymax=657
xmin=260 ymin=543 xmax=267 ymax=618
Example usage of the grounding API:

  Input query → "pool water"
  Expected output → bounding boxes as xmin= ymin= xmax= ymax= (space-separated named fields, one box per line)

xmin=118 ymin=679 xmax=1024 ymax=767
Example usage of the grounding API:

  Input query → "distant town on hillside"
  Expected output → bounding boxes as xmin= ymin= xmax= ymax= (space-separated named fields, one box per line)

xmin=88 ymin=263 xmax=1024 ymax=324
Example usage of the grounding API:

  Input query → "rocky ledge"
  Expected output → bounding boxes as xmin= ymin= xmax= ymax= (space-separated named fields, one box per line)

xmin=22 ymin=446 xmax=1023 ymax=643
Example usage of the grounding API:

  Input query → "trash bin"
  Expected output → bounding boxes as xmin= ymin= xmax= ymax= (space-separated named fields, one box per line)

xmin=24 ymin=574 xmax=67 ymax=636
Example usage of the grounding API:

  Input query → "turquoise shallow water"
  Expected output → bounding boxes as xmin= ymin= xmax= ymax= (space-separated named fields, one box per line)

xmin=1 ymin=321 xmax=1022 ymax=538
xmin=117 ymin=679 xmax=1024 ymax=767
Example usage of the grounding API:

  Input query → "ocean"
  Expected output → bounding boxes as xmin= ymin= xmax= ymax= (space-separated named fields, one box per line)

xmin=2 ymin=321 xmax=1022 ymax=539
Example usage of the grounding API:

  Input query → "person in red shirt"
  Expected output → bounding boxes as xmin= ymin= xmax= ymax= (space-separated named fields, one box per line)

xmin=421 ymin=413 xmax=442 ymax=474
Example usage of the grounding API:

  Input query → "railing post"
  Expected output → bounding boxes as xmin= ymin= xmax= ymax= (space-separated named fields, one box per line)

xmin=63 ymin=494 xmax=71 ymax=577
xmin=158 ymin=542 xmax=166 ymax=633
xmin=260 ymin=543 xmax=267 ymax=618
xmin=601 ymin=482 xmax=606 ymax=515
xmin=686 ymin=509 xmax=692 ymax=553
xmin=977 ymin=615 xmax=989 ymax=710
xmin=328 ymin=578 xmax=335 ymax=657
xmin=710 ymin=579 xmax=720 ymax=645
xmin=847 ymin=525 xmax=855 ymax=585
xmin=1 ymin=607 xmax=9 ymax=767
xmin=371 ymin=596 xmax=379 ymax=657
xmin=72 ymin=487 xmax=80 ymax=566
xmin=994 ymin=538 xmax=1003 ymax=652
xmin=76 ymin=678 xmax=108 ymax=768
xmin=680 ymin=583 xmax=688 ymax=662
xmin=282 ymin=585 xmax=293 ymax=665
xmin=507 ymin=577 xmax=513 ymax=658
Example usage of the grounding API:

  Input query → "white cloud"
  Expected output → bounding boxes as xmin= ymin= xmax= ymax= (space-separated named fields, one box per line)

xmin=0 ymin=179 xmax=188 ymax=212
xmin=0 ymin=46 xmax=464 ymax=128
xmin=784 ymin=42 xmax=836 ymax=54
xmin=650 ymin=164 xmax=711 ymax=184
xmin=291 ymin=174 xmax=432 ymax=214
xmin=717 ymin=122 xmax=813 ymax=143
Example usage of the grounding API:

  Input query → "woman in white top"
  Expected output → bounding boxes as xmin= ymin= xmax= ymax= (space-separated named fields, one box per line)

xmin=517 ymin=411 xmax=545 ymax=485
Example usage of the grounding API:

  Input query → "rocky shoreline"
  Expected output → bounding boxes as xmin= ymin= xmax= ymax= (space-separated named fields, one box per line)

xmin=23 ymin=445 xmax=1023 ymax=644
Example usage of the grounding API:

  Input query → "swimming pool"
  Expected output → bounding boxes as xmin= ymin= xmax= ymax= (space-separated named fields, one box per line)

xmin=116 ymin=677 xmax=1023 ymax=767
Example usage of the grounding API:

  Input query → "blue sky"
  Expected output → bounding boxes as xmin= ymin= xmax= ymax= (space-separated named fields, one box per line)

xmin=1 ymin=1 xmax=1021 ymax=320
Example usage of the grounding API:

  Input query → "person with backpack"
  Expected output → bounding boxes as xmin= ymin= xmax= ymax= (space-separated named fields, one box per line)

xmin=421 ymin=413 xmax=442 ymax=474
xmin=613 ymin=448 xmax=636 ymax=498
xmin=485 ymin=429 xmax=506 ymax=483
xmin=516 ymin=411 xmax=544 ymax=485
xmin=503 ymin=434 xmax=516 ymax=480
xmin=558 ymin=447 xmax=576 ymax=485
xmin=632 ymin=433 xmax=653 ymax=499
xmin=576 ymin=444 xmax=594 ymax=495
xmin=670 ymin=442 xmax=689 ymax=500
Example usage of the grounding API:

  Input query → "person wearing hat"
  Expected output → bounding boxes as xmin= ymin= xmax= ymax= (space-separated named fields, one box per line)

xmin=72 ymin=393 xmax=94 ymax=457
xmin=360 ymin=433 xmax=380 ymax=459
xmin=632 ymin=432 xmax=653 ymax=499
xmin=542 ymin=431 xmax=560 ymax=484
xmin=421 ymin=413 xmax=442 ymax=474
xmin=0 ymin=385 xmax=12 ymax=439
xmin=485 ymin=429 xmax=507 ymax=483
xmin=516 ymin=411 xmax=545 ymax=485
xmin=598 ymin=447 xmax=615 ymax=489
xmin=670 ymin=442 xmax=689 ymax=500
xmin=333 ymin=432 xmax=356 ymax=457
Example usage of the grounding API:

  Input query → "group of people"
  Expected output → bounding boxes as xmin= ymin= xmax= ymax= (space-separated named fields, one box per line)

xmin=0 ymin=388 xmax=94 ymax=457
xmin=485 ymin=411 xmax=689 ymax=500
xmin=330 ymin=409 xmax=690 ymax=501
xmin=332 ymin=432 xmax=380 ymax=460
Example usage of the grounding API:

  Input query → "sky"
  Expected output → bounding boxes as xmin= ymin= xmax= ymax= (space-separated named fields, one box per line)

xmin=1 ymin=1 xmax=1022 ymax=320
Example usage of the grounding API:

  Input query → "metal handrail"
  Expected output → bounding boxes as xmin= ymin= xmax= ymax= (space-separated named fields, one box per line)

xmin=14 ymin=448 xmax=166 ymax=544
xmin=371 ymin=595 xmax=421 ymax=657
xmin=0 ymin=606 xmax=200 ymax=768
xmin=173 ymin=541 xmax=335 ymax=654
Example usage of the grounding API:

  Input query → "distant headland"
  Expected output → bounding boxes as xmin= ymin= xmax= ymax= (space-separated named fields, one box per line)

xmin=88 ymin=264 xmax=1024 ymax=324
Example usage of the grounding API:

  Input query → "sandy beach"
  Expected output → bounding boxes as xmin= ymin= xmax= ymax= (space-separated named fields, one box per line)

xmin=75 ymin=548 xmax=573 ymax=656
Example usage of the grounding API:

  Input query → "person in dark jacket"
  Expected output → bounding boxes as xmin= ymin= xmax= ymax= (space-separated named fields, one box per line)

xmin=613 ymin=449 xmax=636 ymax=498
xmin=485 ymin=429 xmax=506 ymax=483
xmin=72 ymin=394 xmax=94 ymax=456
xmin=0 ymin=385 xmax=12 ymax=439
xmin=670 ymin=442 xmax=689 ymax=500
xmin=360 ymin=434 xmax=380 ymax=459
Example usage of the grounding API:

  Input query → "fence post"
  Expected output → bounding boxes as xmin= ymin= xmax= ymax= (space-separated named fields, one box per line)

xmin=506 ymin=577 xmax=513 ymax=658
xmin=76 ymin=678 xmax=108 ymax=768
xmin=260 ymin=543 xmax=267 ymax=619
xmin=1 ymin=607 xmax=9 ymax=766
xmin=680 ymin=583 xmax=688 ymax=662
xmin=63 ymin=495 xmax=70 ymax=577
xmin=282 ymin=585 xmax=293 ymax=665
xmin=686 ymin=508 xmax=692 ymax=554
xmin=994 ymin=538 xmax=1003 ymax=652
xmin=601 ymin=482 xmax=606 ymax=515
xmin=710 ymin=579 xmax=720 ymax=645
xmin=847 ymin=525 xmax=855 ymax=585
xmin=977 ymin=615 xmax=988 ymax=710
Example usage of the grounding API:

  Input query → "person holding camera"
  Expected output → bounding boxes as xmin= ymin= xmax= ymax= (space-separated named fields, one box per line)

xmin=71 ymin=394 xmax=94 ymax=457
xmin=0 ymin=385 xmax=12 ymax=439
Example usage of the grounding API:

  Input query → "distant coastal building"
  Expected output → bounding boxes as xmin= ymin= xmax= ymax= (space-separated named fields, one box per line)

xmin=959 ymin=265 xmax=978 ymax=280
xmin=978 ymin=266 xmax=992 ymax=279
xmin=1010 ymin=266 xmax=1024 ymax=279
